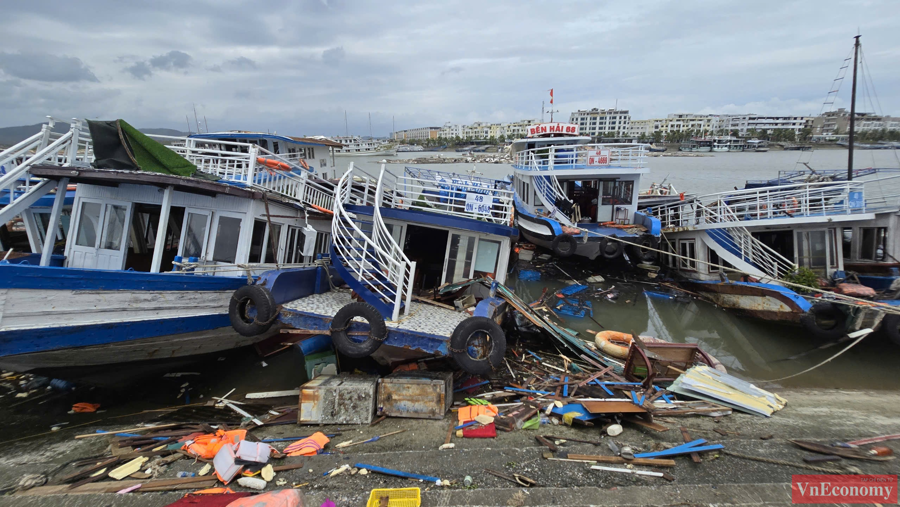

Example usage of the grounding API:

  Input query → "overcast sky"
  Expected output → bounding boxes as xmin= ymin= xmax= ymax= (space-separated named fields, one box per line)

xmin=0 ymin=0 xmax=897 ymax=136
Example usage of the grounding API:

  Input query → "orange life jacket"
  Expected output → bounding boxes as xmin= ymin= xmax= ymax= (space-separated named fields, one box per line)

xmin=183 ymin=429 xmax=247 ymax=459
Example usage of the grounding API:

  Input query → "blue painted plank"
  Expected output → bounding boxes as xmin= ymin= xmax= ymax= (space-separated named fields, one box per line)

xmin=634 ymin=444 xmax=723 ymax=458
xmin=0 ymin=263 xmax=251 ymax=291
xmin=354 ymin=463 xmax=440 ymax=483
xmin=505 ymin=387 xmax=553 ymax=395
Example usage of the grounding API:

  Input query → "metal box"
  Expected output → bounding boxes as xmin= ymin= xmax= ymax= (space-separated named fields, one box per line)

xmin=298 ymin=375 xmax=378 ymax=424
xmin=376 ymin=371 xmax=453 ymax=420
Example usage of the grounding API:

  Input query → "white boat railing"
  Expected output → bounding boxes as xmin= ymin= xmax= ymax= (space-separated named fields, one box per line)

xmin=382 ymin=165 xmax=514 ymax=225
xmin=0 ymin=118 xmax=90 ymax=216
xmin=513 ymin=143 xmax=647 ymax=170
xmin=651 ymin=181 xmax=867 ymax=231
xmin=332 ymin=166 xmax=415 ymax=322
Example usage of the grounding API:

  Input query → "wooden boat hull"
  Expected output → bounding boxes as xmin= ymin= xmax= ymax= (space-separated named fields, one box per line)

xmin=679 ymin=280 xmax=811 ymax=323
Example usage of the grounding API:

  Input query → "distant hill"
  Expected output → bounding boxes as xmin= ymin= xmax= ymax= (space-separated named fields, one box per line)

xmin=0 ymin=122 xmax=188 ymax=148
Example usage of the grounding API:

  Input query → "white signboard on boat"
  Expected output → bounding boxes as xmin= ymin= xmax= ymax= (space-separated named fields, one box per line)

xmin=587 ymin=149 xmax=610 ymax=165
xmin=465 ymin=193 xmax=491 ymax=215
xmin=526 ymin=123 xmax=579 ymax=137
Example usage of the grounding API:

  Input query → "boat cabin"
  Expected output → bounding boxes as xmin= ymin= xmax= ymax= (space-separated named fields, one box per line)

xmin=31 ymin=166 xmax=331 ymax=276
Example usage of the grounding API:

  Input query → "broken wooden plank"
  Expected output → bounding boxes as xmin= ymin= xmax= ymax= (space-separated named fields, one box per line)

xmin=245 ymin=389 xmax=301 ymax=399
xmin=74 ymin=424 xmax=183 ymax=439
xmin=581 ymin=400 xmax=647 ymax=414
xmin=623 ymin=415 xmax=668 ymax=432
xmin=535 ymin=435 xmax=558 ymax=452
xmin=681 ymin=427 xmax=701 ymax=463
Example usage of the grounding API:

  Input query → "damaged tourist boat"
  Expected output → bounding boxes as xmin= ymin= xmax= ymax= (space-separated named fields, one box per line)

xmin=0 ymin=118 xmax=339 ymax=377
xmin=509 ymin=122 xmax=661 ymax=262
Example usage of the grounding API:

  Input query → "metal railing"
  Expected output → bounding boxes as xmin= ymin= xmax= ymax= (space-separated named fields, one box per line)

xmin=0 ymin=118 xmax=90 ymax=213
xmin=379 ymin=165 xmax=514 ymax=225
xmin=651 ymin=181 xmax=868 ymax=231
xmin=513 ymin=143 xmax=648 ymax=170
xmin=331 ymin=166 xmax=415 ymax=322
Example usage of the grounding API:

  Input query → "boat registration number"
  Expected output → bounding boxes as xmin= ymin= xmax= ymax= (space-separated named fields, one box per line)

xmin=465 ymin=193 xmax=491 ymax=215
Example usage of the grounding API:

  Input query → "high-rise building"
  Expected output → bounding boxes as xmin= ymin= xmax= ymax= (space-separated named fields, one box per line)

xmin=391 ymin=127 xmax=441 ymax=141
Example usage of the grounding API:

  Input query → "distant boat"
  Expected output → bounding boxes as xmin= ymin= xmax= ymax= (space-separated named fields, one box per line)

xmin=648 ymin=144 xmax=667 ymax=152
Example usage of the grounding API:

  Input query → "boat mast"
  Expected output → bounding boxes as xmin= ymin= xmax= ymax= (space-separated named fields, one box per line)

xmin=345 ymin=111 xmax=349 ymax=137
xmin=848 ymin=34 xmax=860 ymax=181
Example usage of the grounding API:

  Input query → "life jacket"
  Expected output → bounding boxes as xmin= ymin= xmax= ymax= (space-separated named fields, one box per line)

xmin=457 ymin=404 xmax=499 ymax=424
xmin=183 ymin=429 xmax=247 ymax=459
xmin=283 ymin=431 xmax=330 ymax=457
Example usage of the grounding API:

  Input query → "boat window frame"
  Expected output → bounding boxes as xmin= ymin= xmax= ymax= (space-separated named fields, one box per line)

xmin=678 ymin=239 xmax=697 ymax=271
xmin=208 ymin=211 xmax=246 ymax=264
xmin=177 ymin=208 xmax=213 ymax=260
xmin=67 ymin=197 xmax=135 ymax=270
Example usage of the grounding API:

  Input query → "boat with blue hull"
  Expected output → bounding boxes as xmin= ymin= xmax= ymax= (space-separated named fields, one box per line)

xmin=0 ymin=119 xmax=341 ymax=378
xmin=508 ymin=123 xmax=661 ymax=261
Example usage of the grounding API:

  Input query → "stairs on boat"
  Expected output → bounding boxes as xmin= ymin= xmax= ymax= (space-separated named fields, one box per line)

xmin=330 ymin=165 xmax=415 ymax=322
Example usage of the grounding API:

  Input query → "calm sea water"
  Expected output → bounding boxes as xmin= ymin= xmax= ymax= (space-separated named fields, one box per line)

xmin=337 ymin=149 xmax=900 ymax=390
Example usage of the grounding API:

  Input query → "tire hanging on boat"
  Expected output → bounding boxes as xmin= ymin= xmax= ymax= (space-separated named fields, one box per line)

xmin=629 ymin=236 xmax=659 ymax=263
xmin=880 ymin=313 xmax=900 ymax=346
xmin=598 ymin=237 xmax=624 ymax=259
xmin=330 ymin=302 xmax=387 ymax=358
xmin=449 ymin=317 xmax=506 ymax=375
xmin=550 ymin=234 xmax=578 ymax=258
xmin=800 ymin=302 xmax=848 ymax=341
xmin=229 ymin=285 xmax=278 ymax=337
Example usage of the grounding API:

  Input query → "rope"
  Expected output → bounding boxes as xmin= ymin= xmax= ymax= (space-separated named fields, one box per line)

xmin=566 ymin=223 xmax=900 ymax=316
xmin=723 ymin=450 xmax=846 ymax=474
xmin=761 ymin=328 xmax=873 ymax=383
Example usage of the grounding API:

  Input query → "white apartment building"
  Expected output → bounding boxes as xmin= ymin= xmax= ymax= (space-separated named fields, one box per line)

xmin=391 ymin=126 xmax=440 ymax=141
xmin=812 ymin=109 xmax=900 ymax=136
xmin=627 ymin=119 xmax=653 ymax=137
xmin=719 ymin=115 xmax=812 ymax=136
xmin=569 ymin=109 xmax=631 ymax=137
xmin=437 ymin=119 xmax=538 ymax=140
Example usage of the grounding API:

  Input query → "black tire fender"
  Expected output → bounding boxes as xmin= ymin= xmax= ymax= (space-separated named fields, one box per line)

xmin=229 ymin=285 xmax=278 ymax=337
xmin=599 ymin=237 xmax=624 ymax=259
xmin=880 ymin=313 xmax=900 ymax=346
xmin=449 ymin=317 xmax=507 ymax=375
xmin=550 ymin=234 xmax=578 ymax=258
xmin=800 ymin=302 xmax=848 ymax=341
xmin=330 ymin=302 xmax=388 ymax=358
xmin=629 ymin=236 xmax=659 ymax=263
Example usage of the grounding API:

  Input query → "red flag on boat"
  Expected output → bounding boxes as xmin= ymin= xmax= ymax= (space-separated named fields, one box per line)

xmin=549 ymin=89 xmax=554 ymax=104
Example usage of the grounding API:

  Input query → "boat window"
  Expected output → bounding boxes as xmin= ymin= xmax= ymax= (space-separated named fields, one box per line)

xmin=602 ymin=180 xmax=634 ymax=206
xmin=272 ymin=141 xmax=281 ymax=154
xmin=860 ymin=227 xmax=887 ymax=261
xmin=101 ymin=205 xmax=128 ymax=250
xmin=182 ymin=212 xmax=209 ymax=258
xmin=708 ymin=247 xmax=720 ymax=272
xmin=75 ymin=202 xmax=103 ymax=247
xmin=796 ymin=230 xmax=828 ymax=272
xmin=678 ymin=240 xmax=696 ymax=271
xmin=285 ymin=226 xmax=305 ymax=263
xmin=474 ymin=239 xmax=501 ymax=276
xmin=445 ymin=233 xmax=476 ymax=283
xmin=248 ymin=220 xmax=267 ymax=263
xmin=842 ymin=228 xmax=853 ymax=259
xmin=212 ymin=216 xmax=243 ymax=263
xmin=264 ymin=223 xmax=282 ymax=264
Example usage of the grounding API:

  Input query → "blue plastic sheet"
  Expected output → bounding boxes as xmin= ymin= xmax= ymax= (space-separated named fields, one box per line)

xmin=519 ymin=270 xmax=541 ymax=281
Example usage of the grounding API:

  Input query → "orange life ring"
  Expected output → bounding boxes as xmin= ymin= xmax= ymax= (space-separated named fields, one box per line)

xmin=299 ymin=158 xmax=310 ymax=170
xmin=256 ymin=157 xmax=291 ymax=171
xmin=594 ymin=330 xmax=636 ymax=359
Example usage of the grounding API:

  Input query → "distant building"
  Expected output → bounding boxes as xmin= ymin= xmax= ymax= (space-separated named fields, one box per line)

xmin=811 ymin=108 xmax=900 ymax=136
xmin=437 ymin=119 xmax=538 ymax=140
xmin=569 ymin=108 xmax=631 ymax=137
xmin=626 ymin=114 xmax=720 ymax=138
xmin=392 ymin=127 xmax=440 ymax=141
xmin=718 ymin=114 xmax=812 ymax=137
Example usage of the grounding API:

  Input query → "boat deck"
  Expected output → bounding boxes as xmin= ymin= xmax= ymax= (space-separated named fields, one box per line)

xmin=280 ymin=290 xmax=471 ymax=356
xmin=574 ymin=222 xmax=647 ymax=237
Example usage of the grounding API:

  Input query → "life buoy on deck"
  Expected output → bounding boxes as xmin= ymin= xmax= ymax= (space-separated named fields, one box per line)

xmin=299 ymin=158 xmax=310 ymax=170
xmin=309 ymin=203 xmax=334 ymax=215
xmin=594 ymin=331 xmax=636 ymax=359
xmin=256 ymin=157 xmax=291 ymax=171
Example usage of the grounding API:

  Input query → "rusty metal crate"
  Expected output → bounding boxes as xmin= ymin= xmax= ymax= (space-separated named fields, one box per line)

xmin=298 ymin=374 xmax=378 ymax=424
xmin=376 ymin=371 xmax=453 ymax=420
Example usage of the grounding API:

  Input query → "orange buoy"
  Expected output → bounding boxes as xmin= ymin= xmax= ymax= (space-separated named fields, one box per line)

xmin=299 ymin=158 xmax=309 ymax=170
xmin=256 ymin=157 xmax=291 ymax=171
xmin=594 ymin=331 xmax=636 ymax=359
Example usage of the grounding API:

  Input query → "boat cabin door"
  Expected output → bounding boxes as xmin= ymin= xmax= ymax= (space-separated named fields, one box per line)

xmin=68 ymin=199 xmax=134 ymax=270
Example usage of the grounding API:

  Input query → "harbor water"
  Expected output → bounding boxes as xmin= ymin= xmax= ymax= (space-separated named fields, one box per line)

xmin=335 ymin=149 xmax=900 ymax=391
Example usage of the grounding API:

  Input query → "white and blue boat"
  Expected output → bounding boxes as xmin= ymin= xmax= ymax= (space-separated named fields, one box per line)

xmin=509 ymin=123 xmax=661 ymax=261
xmin=0 ymin=118 xmax=340 ymax=378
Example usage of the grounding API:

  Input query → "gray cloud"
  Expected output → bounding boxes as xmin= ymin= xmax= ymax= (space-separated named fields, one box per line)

xmin=0 ymin=0 xmax=896 ymax=136
xmin=125 ymin=61 xmax=152 ymax=80
xmin=149 ymin=50 xmax=192 ymax=70
xmin=322 ymin=46 xmax=345 ymax=66
xmin=224 ymin=57 xmax=258 ymax=70
xmin=0 ymin=52 xmax=98 ymax=82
